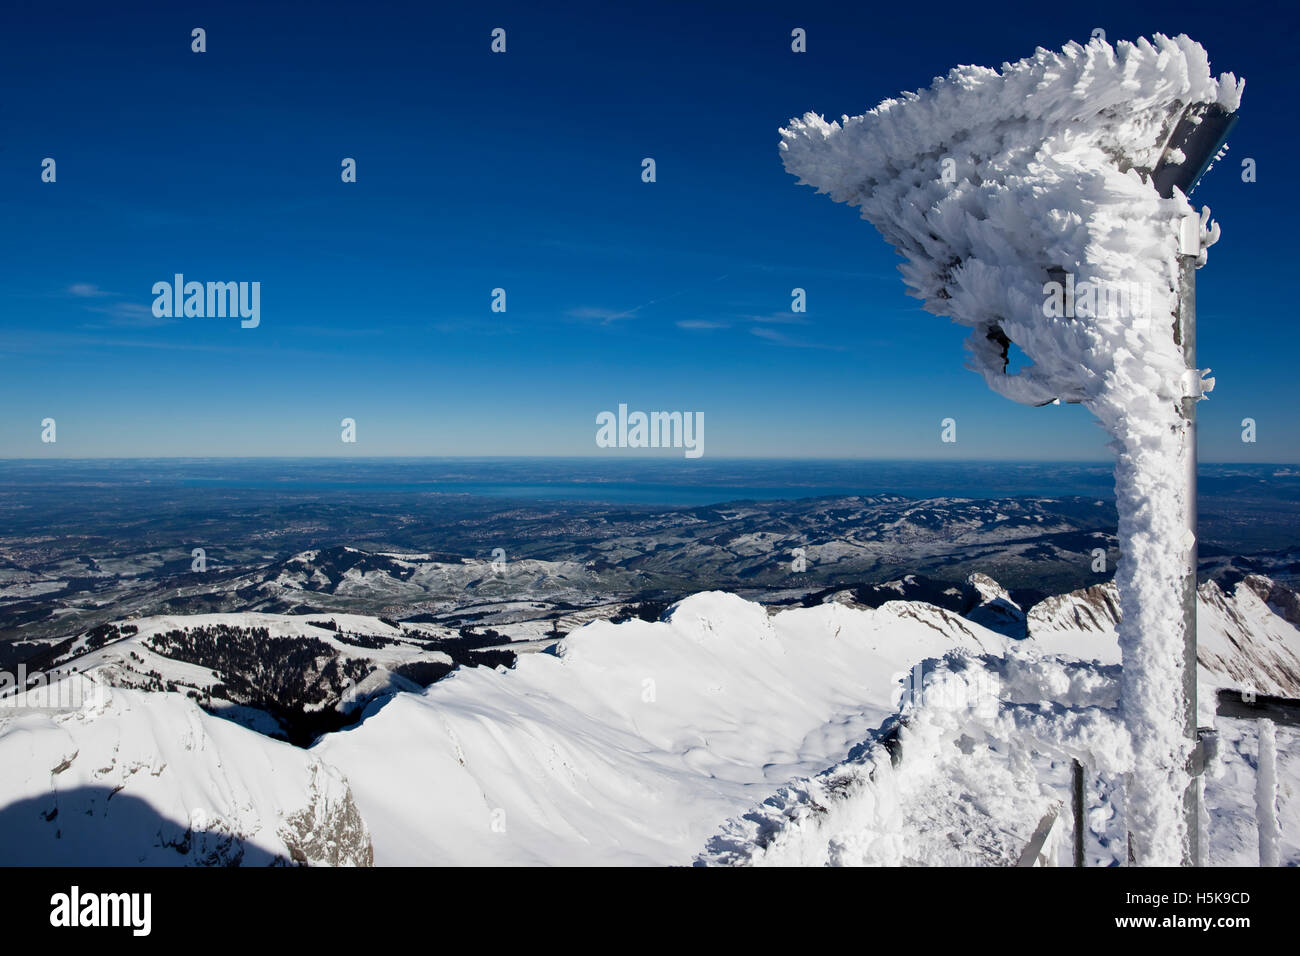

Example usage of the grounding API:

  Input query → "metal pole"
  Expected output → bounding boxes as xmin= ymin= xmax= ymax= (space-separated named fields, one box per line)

xmin=1072 ymin=759 xmax=1085 ymax=867
xmin=1177 ymin=217 xmax=1200 ymax=866
xmin=1257 ymin=718 xmax=1280 ymax=866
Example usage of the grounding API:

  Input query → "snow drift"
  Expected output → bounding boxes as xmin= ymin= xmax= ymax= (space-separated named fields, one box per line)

xmin=698 ymin=649 xmax=1131 ymax=866
xmin=316 ymin=592 xmax=1012 ymax=865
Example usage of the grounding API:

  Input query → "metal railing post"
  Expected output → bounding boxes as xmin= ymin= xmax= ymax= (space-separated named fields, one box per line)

xmin=1072 ymin=759 xmax=1086 ymax=867
xmin=1177 ymin=216 xmax=1201 ymax=867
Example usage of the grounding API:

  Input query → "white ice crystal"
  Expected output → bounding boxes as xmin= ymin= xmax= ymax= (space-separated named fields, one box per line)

xmin=780 ymin=34 xmax=1243 ymax=865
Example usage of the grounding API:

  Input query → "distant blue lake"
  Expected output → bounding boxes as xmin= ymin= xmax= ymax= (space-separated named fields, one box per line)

xmin=176 ymin=462 xmax=1119 ymax=503
xmin=6 ymin=457 xmax=1291 ymax=508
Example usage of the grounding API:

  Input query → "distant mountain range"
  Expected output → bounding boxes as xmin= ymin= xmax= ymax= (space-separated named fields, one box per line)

xmin=6 ymin=492 xmax=1299 ymax=652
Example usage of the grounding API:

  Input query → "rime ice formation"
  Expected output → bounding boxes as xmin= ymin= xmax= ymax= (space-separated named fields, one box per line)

xmin=779 ymin=35 xmax=1243 ymax=864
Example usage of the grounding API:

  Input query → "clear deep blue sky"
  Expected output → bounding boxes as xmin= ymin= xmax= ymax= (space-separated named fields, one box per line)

xmin=0 ymin=0 xmax=1294 ymax=460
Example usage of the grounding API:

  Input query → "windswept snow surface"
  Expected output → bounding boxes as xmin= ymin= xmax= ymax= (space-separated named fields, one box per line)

xmin=316 ymin=592 xmax=1009 ymax=865
xmin=0 ymin=680 xmax=372 ymax=866
xmin=697 ymin=646 xmax=1300 ymax=868
xmin=698 ymin=650 xmax=1131 ymax=866
xmin=2 ymin=582 xmax=1296 ymax=865
xmin=780 ymin=35 xmax=1243 ymax=864
xmin=317 ymin=585 xmax=1299 ymax=866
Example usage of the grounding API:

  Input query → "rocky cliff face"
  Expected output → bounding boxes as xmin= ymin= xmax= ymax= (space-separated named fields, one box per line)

xmin=1022 ymin=574 xmax=1300 ymax=697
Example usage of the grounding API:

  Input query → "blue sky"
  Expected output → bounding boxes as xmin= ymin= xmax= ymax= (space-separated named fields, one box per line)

xmin=0 ymin=0 xmax=1294 ymax=460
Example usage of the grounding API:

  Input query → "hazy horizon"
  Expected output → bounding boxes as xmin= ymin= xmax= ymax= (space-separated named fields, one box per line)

xmin=4 ymin=454 xmax=1300 ymax=465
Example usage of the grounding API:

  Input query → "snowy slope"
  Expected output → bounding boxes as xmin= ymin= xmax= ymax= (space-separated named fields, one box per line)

xmin=699 ymin=578 xmax=1300 ymax=867
xmin=696 ymin=659 xmax=1300 ymax=868
xmin=316 ymin=580 xmax=1297 ymax=866
xmin=1025 ymin=575 xmax=1300 ymax=718
xmin=30 ymin=611 xmax=458 ymax=737
xmin=315 ymin=592 xmax=1010 ymax=865
xmin=697 ymin=650 xmax=1128 ymax=866
xmin=2 ymin=575 xmax=1294 ymax=866
xmin=0 ymin=679 xmax=372 ymax=866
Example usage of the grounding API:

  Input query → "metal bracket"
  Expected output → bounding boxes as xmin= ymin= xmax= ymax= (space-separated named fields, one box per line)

xmin=1189 ymin=726 xmax=1218 ymax=776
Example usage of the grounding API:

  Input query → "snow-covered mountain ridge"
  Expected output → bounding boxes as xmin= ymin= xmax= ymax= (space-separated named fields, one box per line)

xmin=0 ymin=680 xmax=372 ymax=866
xmin=1 ymin=574 xmax=1295 ymax=865
xmin=19 ymin=610 xmax=512 ymax=744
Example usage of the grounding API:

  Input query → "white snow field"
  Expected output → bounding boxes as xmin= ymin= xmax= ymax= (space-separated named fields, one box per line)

xmin=697 ymin=645 xmax=1297 ymax=867
xmin=315 ymin=592 xmax=1009 ymax=865
xmin=780 ymin=34 xmax=1243 ymax=864
xmin=0 ymin=579 xmax=1295 ymax=865
xmin=0 ymin=678 xmax=372 ymax=866
xmin=314 ymin=585 xmax=1296 ymax=866
xmin=698 ymin=649 xmax=1130 ymax=866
